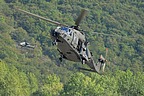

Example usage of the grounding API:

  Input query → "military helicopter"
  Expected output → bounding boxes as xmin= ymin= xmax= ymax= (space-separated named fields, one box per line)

xmin=19 ymin=41 xmax=35 ymax=49
xmin=16 ymin=8 xmax=107 ymax=74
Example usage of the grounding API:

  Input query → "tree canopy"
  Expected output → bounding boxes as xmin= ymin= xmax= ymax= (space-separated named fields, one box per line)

xmin=0 ymin=0 xmax=144 ymax=95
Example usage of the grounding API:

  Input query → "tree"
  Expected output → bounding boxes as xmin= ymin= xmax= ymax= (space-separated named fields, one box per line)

xmin=62 ymin=72 xmax=106 ymax=96
xmin=34 ymin=74 xmax=63 ymax=96
xmin=115 ymin=70 xmax=144 ymax=96
xmin=0 ymin=61 xmax=31 ymax=96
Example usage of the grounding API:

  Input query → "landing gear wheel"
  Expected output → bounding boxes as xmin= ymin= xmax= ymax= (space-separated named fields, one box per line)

xmin=82 ymin=59 xmax=85 ymax=64
xmin=52 ymin=40 xmax=57 ymax=45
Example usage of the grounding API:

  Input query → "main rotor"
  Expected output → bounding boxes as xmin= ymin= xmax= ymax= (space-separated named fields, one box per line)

xmin=16 ymin=8 xmax=88 ymax=28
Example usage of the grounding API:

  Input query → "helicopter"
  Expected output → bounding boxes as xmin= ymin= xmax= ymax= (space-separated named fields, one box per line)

xmin=19 ymin=41 xmax=35 ymax=49
xmin=16 ymin=8 xmax=107 ymax=74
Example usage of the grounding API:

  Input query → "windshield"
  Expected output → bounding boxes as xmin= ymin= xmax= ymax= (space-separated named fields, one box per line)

xmin=61 ymin=27 xmax=69 ymax=32
xmin=61 ymin=27 xmax=72 ymax=36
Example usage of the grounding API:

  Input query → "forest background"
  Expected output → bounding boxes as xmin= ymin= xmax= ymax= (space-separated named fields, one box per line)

xmin=0 ymin=0 xmax=144 ymax=96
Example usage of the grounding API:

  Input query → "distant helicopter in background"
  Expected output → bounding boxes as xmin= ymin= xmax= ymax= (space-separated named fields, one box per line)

xmin=16 ymin=8 xmax=108 ymax=74
xmin=19 ymin=41 xmax=35 ymax=49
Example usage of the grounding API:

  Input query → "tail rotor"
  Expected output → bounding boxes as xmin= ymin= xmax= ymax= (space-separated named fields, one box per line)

xmin=99 ymin=48 xmax=108 ymax=73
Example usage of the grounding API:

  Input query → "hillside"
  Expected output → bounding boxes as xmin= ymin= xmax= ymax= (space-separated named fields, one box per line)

xmin=0 ymin=0 xmax=144 ymax=95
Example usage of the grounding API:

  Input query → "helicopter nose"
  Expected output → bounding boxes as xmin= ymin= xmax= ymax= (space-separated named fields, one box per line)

xmin=51 ymin=30 xmax=60 ymax=37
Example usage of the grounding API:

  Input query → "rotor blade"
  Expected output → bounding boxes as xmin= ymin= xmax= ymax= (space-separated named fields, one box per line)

xmin=93 ymin=32 xmax=137 ymax=39
xmin=93 ymin=32 xmax=122 ymax=37
xmin=75 ymin=9 xmax=88 ymax=26
xmin=105 ymin=48 xmax=108 ymax=58
xmin=15 ymin=8 xmax=67 ymax=26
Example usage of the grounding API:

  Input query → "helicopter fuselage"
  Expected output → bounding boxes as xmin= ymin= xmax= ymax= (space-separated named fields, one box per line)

xmin=51 ymin=26 xmax=89 ymax=62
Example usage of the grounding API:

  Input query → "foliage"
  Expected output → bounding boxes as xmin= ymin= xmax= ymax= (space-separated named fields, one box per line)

xmin=36 ymin=74 xmax=63 ymax=96
xmin=0 ymin=0 xmax=144 ymax=96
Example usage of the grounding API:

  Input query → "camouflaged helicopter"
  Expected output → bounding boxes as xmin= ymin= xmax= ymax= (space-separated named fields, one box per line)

xmin=16 ymin=8 xmax=107 ymax=74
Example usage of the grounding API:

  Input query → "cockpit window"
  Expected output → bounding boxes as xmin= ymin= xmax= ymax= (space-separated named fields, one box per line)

xmin=61 ymin=27 xmax=69 ymax=32
xmin=61 ymin=27 xmax=72 ymax=36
